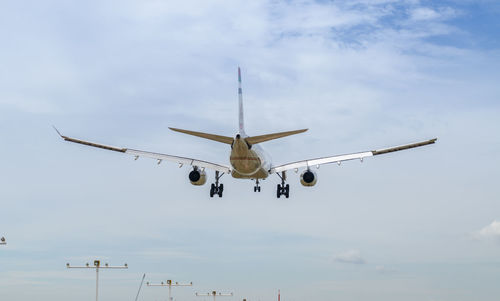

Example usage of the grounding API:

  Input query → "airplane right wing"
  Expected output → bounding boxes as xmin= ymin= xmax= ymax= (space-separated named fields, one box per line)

xmin=55 ymin=128 xmax=231 ymax=174
xmin=270 ymin=138 xmax=437 ymax=173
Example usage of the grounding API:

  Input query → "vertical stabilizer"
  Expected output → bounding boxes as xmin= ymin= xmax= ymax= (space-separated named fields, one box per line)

xmin=238 ymin=67 xmax=246 ymax=136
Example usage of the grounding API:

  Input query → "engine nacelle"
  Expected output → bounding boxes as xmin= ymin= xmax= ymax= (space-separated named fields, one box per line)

xmin=300 ymin=170 xmax=317 ymax=187
xmin=189 ymin=168 xmax=207 ymax=186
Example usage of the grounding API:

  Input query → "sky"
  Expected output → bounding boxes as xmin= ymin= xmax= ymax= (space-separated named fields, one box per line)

xmin=1 ymin=0 xmax=500 ymax=300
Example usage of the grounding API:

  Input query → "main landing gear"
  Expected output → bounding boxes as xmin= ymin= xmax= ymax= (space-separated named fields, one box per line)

xmin=276 ymin=171 xmax=289 ymax=198
xmin=253 ymin=179 xmax=261 ymax=192
xmin=210 ymin=171 xmax=224 ymax=198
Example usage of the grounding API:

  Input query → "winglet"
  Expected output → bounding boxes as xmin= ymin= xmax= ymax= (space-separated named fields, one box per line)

xmin=52 ymin=125 xmax=63 ymax=137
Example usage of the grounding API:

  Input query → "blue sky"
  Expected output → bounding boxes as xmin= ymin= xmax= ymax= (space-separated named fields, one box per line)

xmin=1 ymin=0 xmax=500 ymax=300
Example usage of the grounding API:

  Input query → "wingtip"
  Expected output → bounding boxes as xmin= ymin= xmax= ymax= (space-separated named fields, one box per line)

xmin=52 ymin=125 xmax=63 ymax=137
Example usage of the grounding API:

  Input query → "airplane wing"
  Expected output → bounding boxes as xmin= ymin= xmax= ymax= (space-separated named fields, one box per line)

xmin=269 ymin=138 xmax=437 ymax=174
xmin=54 ymin=128 xmax=231 ymax=174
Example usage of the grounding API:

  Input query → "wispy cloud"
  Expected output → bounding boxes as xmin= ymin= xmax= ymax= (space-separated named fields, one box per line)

xmin=375 ymin=265 xmax=398 ymax=274
xmin=333 ymin=250 xmax=366 ymax=264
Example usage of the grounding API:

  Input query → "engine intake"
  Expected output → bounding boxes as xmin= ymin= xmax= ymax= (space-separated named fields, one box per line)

xmin=189 ymin=168 xmax=207 ymax=186
xmin=300 ymin=170 xmax=317 ymax=187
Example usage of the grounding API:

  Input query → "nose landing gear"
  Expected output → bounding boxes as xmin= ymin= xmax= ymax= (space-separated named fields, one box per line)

xmin=253 ymin=179 xmax=261 ymax=192
xmin=210 ymin=171 xmax=224 ymax=197
xmin=276 ymin=171 xmax=289 ymax=198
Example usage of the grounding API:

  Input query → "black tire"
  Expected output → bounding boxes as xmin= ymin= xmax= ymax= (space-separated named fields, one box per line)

xmin=210 ymin=186 xmax=215 ymax=197
xmin=277 ymin=184 xmax=281 ymax=198
xmin=285 ymin=184 xmax=290 ymax=198
xmin=254 ymin=186 xmax=257 ymax=192
xmin=218 ymin=189 xmax=223 ymax=197
xmin=258 ymin=187 xmax=261 ymax=192
xmin=219 ymin=184 xmax=224 ymax=192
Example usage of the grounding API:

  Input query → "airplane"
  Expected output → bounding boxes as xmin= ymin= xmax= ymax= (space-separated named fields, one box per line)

xmin=55 ymin=67 xmax=436 ymax=198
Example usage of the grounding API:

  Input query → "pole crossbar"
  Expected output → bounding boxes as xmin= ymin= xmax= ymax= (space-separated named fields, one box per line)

xmin=66 ymin=260 xmax=128 ymax=301
xmin=147 ymin=279 xmax=193 ymax=301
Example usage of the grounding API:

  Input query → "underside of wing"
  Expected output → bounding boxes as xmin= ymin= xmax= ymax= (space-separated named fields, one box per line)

xmin=270 ymin=138 xmax=437 ymax=173
xmin=55 ymin=128 xmax=231 ymax=173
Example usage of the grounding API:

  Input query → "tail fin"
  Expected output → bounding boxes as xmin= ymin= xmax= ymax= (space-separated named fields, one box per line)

xmin=238 ymin=67 xmax=246 ymax=136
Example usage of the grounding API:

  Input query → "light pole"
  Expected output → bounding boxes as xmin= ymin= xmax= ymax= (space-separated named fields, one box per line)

xmin=66 ymin=259 xmax=128 ymax=301
xmin=147 ymin=279 xmax=193 ymax=301
xmin=196 ymin=291 xmax=233 ymax=301
xmin=0 ymin=237 xmax=5 ymax=245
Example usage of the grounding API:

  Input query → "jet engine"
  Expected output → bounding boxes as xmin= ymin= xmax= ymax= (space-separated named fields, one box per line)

xmin=189 ymin=168 xmax=207 ymax=186
xmin=300 ymin=170 xmax=317 ymax=186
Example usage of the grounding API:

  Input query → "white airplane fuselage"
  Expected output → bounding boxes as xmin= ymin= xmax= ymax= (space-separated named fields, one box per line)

xmin=230 ymin=134 xmax=271 ymax=179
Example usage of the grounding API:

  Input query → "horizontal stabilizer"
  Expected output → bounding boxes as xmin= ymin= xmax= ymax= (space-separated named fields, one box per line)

xmin=169 ymin=127 xmax=234 ymax=144
xmin=245 ymin=129 xmax=308 ymax=145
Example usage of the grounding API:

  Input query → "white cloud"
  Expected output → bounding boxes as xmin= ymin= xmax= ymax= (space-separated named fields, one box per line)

xmin=409 ymin=7 xmax=457 ymax=22
xmin=375 ymin=265 xmax=398 ymax=274
xmin=333 ymin=250 xmax=366 ymax=264
xmin=475 ymin=220 xmax=500 ymax=241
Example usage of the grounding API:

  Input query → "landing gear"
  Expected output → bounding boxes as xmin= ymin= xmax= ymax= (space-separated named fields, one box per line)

xmin=210 ymin=171 xmax=224 ymax=198
xmin=276 ymin=172 xmax=290 ymax=198
xmin=253 ymin=179 xmax=261 ymax=192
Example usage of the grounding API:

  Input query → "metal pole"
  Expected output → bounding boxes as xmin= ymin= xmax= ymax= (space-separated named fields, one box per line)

xmin=96 ymin=266 xmax=99 ymax=301
xmin=135 ymin=274 xmax=146 ymax=301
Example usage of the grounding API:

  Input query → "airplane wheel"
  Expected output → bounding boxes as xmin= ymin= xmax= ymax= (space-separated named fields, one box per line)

xmin=210 ymin=184 xmax=215 ymax=197
xmin=254 ymin=187 xmax=257 ymax=192
xmin=277 ymin=184 xmax=281 ymax=198
xmin=218 ymin=190 xmax=223 ymax=197
xmin=285 ymin=184 xmax=290 ymax=198
xmin=258 ymin=187 xmax=261 ymax=192
xmin=219 ymin=184 xmax=224 ymax=192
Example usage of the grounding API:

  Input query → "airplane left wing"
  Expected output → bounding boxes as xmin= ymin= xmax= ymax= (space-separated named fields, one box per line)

xmin=54 ymin=128 xmax=231 ymax=173
xmin=270 ymin=138 xmax=437 ymax=174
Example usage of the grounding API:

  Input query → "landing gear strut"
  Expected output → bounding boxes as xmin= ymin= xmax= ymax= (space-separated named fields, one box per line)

xmin=276 ymin=171 xmax=289 ymax=198
xmin=210 ymin=171 xmax=224 ymax=198
xmin=253 ymin=179 xmax=261 ymax=192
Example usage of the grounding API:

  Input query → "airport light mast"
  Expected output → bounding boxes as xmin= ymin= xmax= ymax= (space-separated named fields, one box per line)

xmin=66 ymin=260 xmax=128 ymax=301
xmin=196 ymin=290 xmax=233 ymax=301
xmin=147 ymin=279 xmax=193 ymax=301
xmin=0 ymin=237 xmax=5 ymax=245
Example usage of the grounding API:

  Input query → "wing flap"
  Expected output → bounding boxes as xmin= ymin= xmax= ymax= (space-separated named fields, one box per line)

xmin=56 ymin=128 xmax=231 ymax=173
xmin=372 ymin=138 xmax=437 ymax=155
xmin=270 ymin=151 xmax=372 ymax=173
xmin=60 ymin=135 xmax=126 ymax=153
xmin=270 ymin=138 xmax=437 ymax=173
xmin=125 ymin=149 xmax=231 ymax=173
